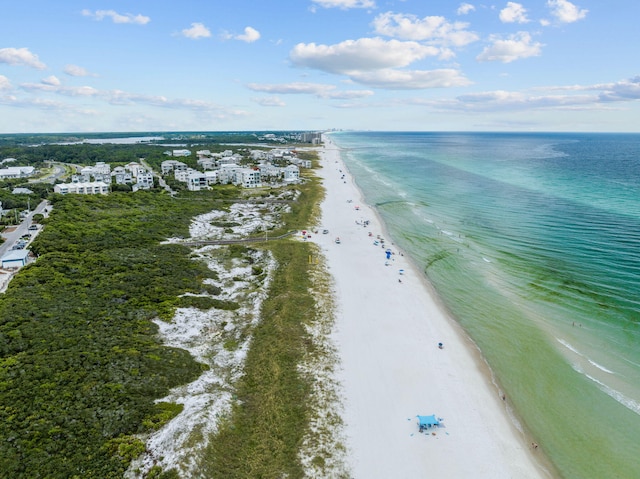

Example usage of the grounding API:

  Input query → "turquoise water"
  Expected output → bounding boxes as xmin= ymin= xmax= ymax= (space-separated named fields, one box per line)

xmin=328 ymin=132 xmax=640 ymax=479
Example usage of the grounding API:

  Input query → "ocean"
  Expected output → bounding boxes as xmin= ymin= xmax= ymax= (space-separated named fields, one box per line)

xmin=327 ymin=131 xmax=640 ymax=479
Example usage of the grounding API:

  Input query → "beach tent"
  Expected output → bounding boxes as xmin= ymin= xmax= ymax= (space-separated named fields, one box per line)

xmin=417 ymin=414 xmax=440 ymax=428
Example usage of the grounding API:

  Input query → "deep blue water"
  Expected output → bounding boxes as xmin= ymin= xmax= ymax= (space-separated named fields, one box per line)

xmin=328 ymin=131 xmax=640 ymax=479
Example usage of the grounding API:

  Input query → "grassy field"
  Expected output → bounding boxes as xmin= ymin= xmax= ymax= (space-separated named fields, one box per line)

xmin=200 ymin=153 xmax=347 ymax=478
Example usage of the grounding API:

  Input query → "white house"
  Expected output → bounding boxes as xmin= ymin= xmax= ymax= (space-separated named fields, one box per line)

xmin=93 ymin=162 xmax=111 ymax=175
xmin=1 ymin=250 xmax=29 ymax=269
xmin=125 ymin=162 xmax=144 ymax=177
xmin=250 ymin=150 xmax=268 ymax=161
xmin=283 ymin=165 xmax=300 ymax=183
xmin=204 ymin=170 xmax=219 ymax=185
xmin=0 ymin=166 xmax=35 ymax=179
xmin=293 ymin=158 xmax=312 ymax=169
xmin=218 ymin=164 xmax=241 ymax=184
xmin=133 ymin=171 xmax=154 ymax=191
xmin=172 ymin=149 xmax=191 ymax=157
xmin=197 ymin=158 xmax=217 ymax=170
xmin=161 ymin=160 xmax=188 ymax=175
xmin=112 ymin=167 xmax=133 ymax=185
xmin=187 ymin=171 xmax=208 ymax=191
xmin=54 ymin=181 xmax=110 ymax=195
xmin=219 ymin=155 xmax=242 ymax=166
xmin=258 ymin=163 xmax=282 ymax=183
xmin=235 ymin=169 xmax=262 ymax=188
xmin=174 ymin=168 xmax=199 ymax=183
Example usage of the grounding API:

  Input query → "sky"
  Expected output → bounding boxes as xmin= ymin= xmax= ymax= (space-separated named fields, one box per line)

xmin=1 ymin=0 xmax=639 ymax=133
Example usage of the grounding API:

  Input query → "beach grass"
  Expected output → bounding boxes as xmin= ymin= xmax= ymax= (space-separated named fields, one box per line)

xmin=199 ymin=154 xmax=335 ymax=477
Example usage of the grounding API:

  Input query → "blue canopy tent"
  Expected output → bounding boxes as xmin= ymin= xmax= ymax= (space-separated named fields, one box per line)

xmin=417 ymin=414 xmax=440 ymax=430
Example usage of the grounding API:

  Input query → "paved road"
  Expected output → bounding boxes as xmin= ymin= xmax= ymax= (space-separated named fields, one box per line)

xmin=0 ymin=199 xmax=49 ymax=259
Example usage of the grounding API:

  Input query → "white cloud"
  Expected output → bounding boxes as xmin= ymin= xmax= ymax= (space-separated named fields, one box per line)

xmin=457 ymin=3 xmax=476 ymax=15
xmin=41 ymin=76 xmax=61 ymax=86
xmin=246 ymin=81 xmax=373 ymax=99
xmin=476 ymin=32 xmax=543 ymax=63
xmin=181 ymin=23 xmax=212 ymax=39
xmin=18 ymin=79 xmax=248 ymax=117
xmin=82 ymin=9 xmax=150 ymax=25
xmin=290 ymin=37 xmax=438 ymax=74
xmin=252 ymin=96 xmax=286 ymax=107
xmin=594 ymin=76 xmax=640 ymax=102
xmin=547 ymin=0 xmax=587 ymax=23
xmin=311 ymin=0 xmax=376 ymax=9
xmin=372 ymin=12 xmax=479 ymax=47
xmin=0 ymin=96 xmax=70 ymax=110
xmin=21 ymin=81 xmax=100 ymax=97
xmin=348 ymin=68 xmax=472 ymax=89
xmin=422 ymin=77 xmax=640 ymax=113
xmin=324 ymin=89 xmax=375 ymax=99
xmin=452 ymin=90 xmax=599 ymax=111
xmin=0 ymin=75 xmax=12 ymax=90
xmin=0 ymin=47 xmax=46 ymax=70
xmin=64 ymin=64 xmax=97 ymax=77
xmin=500 ymin=2 xmax=529 ymax=23
xmin=235 ymin=27 xmax=261 ymax=43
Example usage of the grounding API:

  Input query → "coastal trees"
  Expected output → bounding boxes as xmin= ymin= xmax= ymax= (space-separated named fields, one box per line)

xmin=0 ymin=190 xmax=223 ymax=477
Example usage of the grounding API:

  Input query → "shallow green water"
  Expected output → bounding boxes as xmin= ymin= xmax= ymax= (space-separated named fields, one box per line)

xmin=330 ymin=131 xmax=640 ymax=479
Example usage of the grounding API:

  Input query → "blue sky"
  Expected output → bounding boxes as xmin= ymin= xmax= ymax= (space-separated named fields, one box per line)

xmin=1 ymin=0 xmax=639 ymax=133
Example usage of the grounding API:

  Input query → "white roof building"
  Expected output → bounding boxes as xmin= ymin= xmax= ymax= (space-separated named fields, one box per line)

xmin=0 ymin=166 xmax=35 ymax=179
xmin=187 ymin=171 xmax=208 ymax=191
xmin=172 ymin=149 xmax=191 ymax=157
xmin=161 ymin=160 xmax=188 ymax=175
xmin=54 ymin=181 xmax=110 ymax=195
xmin=218 ymin=164 xmax=241 ymax=184
xmin=283 ymin=165 xmax=300 ymax=183
xmin=1 ymin=250 xmax=29 ymax=269
xmin=235 ymin=168 xmax=262 ymax=188
xmin=204 ymin=170 xmax=219 ymax=185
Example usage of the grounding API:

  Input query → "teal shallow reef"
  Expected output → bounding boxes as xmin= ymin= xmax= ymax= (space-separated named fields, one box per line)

xmin=329 ymin=131 xmax=640 ymax=479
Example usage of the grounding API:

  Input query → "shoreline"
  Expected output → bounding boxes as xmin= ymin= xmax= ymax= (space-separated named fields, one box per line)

xmin=309 ymin=138 xmax=551 ymax=478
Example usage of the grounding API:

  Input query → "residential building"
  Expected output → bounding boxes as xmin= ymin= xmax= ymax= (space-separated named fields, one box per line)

xmin=283 ymin=165 xmax=300 ymax=183
xmin=187 ymin=171 xmax=208 ymax=191
xmin=161 ymin=160 xmax=188 ymax=175
xmin=218 ymin=164 xmax=241 ymax=184
xmin=172 ymin=149 xmax=191 ymax=157
xmin=54 ymin=181 xmax=110 ymax=195
xmin=235 ymin=168 xmax=262 ymax=188
xmin=204 ymin=170 xmax=219 ymax=185
xmin=1 ymin=250 xmax=29 ymax=269
xmin=111 ymin=167 xmax=133 ymax=185
xmin=197 ymin=158 xmax=217 ymax=170
xmin=133 ymin=171 xmax=154 ymax=191
xmin=0 ymin=166 xmax=35 ymax=179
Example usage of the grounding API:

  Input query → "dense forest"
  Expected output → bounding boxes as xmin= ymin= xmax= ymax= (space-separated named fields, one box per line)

xmin=0 ymin=189 xmax=241 ymax=478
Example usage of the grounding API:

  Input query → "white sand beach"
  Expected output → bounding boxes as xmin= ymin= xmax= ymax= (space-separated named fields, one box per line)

xmin=309 ymin=138 xmax=549 ymax=478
